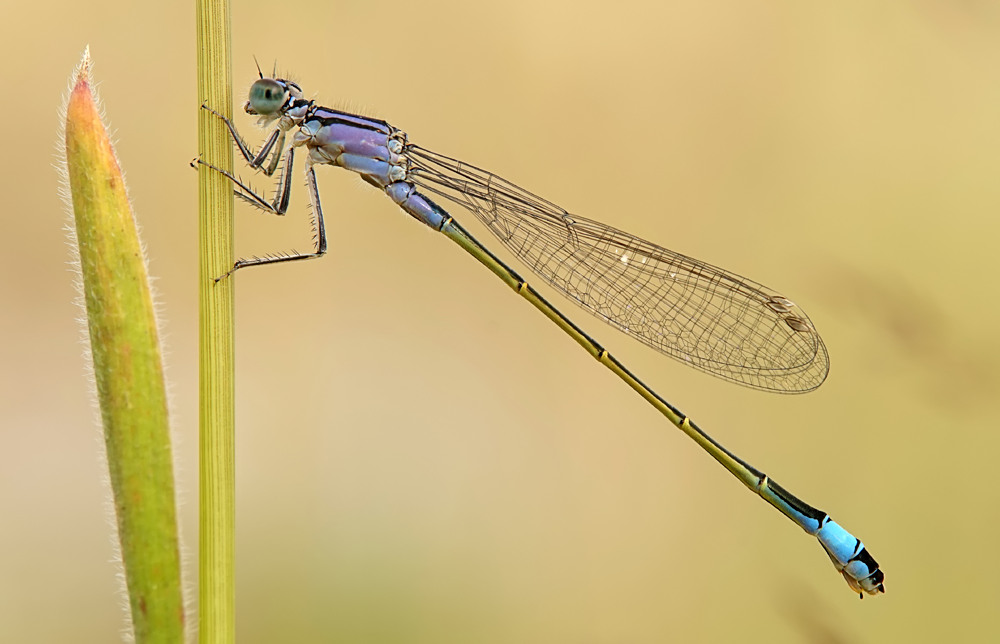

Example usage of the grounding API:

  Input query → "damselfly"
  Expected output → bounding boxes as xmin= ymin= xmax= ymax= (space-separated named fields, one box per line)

xmin=197 ymin=71 xmax=884 ymax=598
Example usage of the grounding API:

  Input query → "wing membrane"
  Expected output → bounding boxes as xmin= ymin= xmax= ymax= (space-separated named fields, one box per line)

xmin=406 ymin=145 xmax=829 ymax=393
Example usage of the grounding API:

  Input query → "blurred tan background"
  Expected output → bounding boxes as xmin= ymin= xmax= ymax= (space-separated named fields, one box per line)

xmin=3 ymin=1 xmax=999 ymax=642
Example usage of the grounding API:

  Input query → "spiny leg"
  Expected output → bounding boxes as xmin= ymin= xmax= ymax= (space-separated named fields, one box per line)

xmin=202 ymin=162 xmax=328 ymax=281
xmin=195 ymin=102 xmax=293 ymax=212
xmin=201 ymin=104 xmax=285 ymax=175
xmin=195 ymin=145 xmax=295 ymax=215
xmin=225 ymin=164 xmax=328 ymax=277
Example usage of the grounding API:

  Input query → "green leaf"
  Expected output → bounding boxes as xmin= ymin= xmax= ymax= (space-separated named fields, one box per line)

xmin=63 ymin=47 xmax=185 ymax=644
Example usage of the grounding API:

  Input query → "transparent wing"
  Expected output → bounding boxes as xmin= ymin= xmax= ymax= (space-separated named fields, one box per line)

xmin=406 ymin=145 xmax=829 ymax=393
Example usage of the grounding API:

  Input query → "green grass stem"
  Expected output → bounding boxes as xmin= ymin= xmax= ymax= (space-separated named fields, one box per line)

xmin=195 ymin=1 xmax=236 ymax=642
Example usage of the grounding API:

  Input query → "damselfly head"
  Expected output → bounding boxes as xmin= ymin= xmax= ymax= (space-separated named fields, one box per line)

xmin=244 ymin=78 xmax=303 ymax=121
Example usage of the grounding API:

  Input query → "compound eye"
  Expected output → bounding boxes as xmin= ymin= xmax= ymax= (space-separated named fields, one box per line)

xmin=247 ymin=79 xmax=287 ymax=115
